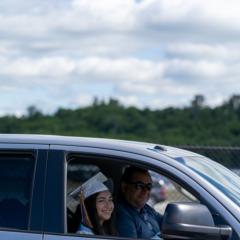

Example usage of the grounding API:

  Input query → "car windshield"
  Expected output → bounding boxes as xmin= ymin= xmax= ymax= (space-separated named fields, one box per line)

xmin=175 ymin=156 xmax=240 ymax=207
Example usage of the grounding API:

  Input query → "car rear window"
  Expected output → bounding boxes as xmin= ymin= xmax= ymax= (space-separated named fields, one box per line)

xmin=0 ymin=152 xmax=35 ymax=230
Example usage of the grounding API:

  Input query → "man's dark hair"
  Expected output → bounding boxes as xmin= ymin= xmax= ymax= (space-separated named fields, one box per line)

xmin=121 ymin=166 xmax=149 ymax=183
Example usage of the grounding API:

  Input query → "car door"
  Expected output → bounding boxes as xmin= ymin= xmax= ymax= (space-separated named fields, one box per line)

xmin=43 ymin=149 xmax=103 ymax=240
xmin=0 ymin=143 xmax=48 ymax=240
xmin=44 ymin=146 xmax=151 ymax=240
xmin=43 ymin=144 xmax=240 ymax=240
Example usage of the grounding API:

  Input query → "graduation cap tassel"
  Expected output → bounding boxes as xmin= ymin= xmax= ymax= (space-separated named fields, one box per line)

xmin=79 ymin=188 xmax=93 ymax=229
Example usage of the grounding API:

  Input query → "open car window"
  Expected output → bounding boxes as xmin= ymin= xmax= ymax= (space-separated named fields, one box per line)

xmin=65 ymin=153 xmax=229 ymax=239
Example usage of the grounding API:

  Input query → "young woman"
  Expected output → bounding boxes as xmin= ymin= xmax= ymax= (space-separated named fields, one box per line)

xmin=75 ymin=172 xmax=117 ymax=236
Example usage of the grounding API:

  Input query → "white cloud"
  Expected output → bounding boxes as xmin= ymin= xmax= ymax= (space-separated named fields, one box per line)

xmin=76 ymin=57 xmax=164 ymax=83
xmin=0 ymin=53 xmax=239 ymax=101
xmin=2 ymin=0 xmax=240 ymax=46
xmin=0 ymin=57 xmax=75 ymax=79
xmin=0 ymin=14 xmax=51 ymax=38
xmin=70 ymin=0 xmax=136 ymax=31
xmin=119 ymin=82 xmax=156 ymax=95
xmin=0 ymin=0 xmax=240 ymax=115
xmin=138 ymin=0 xmax=240 ymax=35
xmin=165 ymin=59 xmax=227 ymax=81
xmin=166 ymin=43 xmax=240 ymax=62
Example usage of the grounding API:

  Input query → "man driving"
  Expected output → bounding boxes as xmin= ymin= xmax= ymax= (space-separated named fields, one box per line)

xmin=117 ymin=166 xmax=162 ymax=239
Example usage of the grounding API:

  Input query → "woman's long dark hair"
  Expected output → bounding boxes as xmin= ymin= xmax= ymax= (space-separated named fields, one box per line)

xmin=85 ymin=192 xmax=117 ymax=236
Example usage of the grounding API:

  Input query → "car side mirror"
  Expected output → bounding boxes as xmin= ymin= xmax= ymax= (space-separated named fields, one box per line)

xmin=161 ymin=202 xmax=232 ymax=240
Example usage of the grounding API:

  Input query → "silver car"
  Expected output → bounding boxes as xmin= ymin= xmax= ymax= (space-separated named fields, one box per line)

xmin=0 ymin=134 xmax=239 ymax=240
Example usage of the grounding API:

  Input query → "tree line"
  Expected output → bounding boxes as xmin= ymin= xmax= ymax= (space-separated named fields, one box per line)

xmin=1 ymin=94 xmax=240 ymax=146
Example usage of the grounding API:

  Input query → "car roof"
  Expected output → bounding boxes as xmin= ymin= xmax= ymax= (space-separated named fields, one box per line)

xmin=0 ymin=134 xmax=200 ymax=159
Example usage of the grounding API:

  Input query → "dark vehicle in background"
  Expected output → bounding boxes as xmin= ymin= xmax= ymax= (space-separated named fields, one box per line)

xmin=0 ymin=134 xmax=239 ymax=240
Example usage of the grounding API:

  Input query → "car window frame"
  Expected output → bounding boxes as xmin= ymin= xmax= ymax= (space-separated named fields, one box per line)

xmin=48 ymin=144 xmax=240 ymax=239
xmin=0 ymin=149 xmax=36 ymax=230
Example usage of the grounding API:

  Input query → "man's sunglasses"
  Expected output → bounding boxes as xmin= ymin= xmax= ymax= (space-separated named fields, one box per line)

xmin=128 ymin=181 xmax=152 ymax=191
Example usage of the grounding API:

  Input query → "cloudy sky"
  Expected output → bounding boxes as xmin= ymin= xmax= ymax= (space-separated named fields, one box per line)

xmin=1 ymin=0 xmax=240 ymax=116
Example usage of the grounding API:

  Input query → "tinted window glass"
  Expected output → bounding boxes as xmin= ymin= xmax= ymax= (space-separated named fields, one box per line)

xmin=0 ymin=153 xmax=35 ymax=230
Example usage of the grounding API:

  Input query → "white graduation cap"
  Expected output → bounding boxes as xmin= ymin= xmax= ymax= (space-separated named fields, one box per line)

xmin=81 ymin=172 xmax=109 ymax=199
xmin=69 ymin=172 xmax=112 ymax=229
xmin=69 ymin=172 xmax=109 ymax=199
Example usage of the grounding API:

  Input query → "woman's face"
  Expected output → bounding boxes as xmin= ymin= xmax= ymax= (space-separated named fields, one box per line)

xmin=96 ymin=190 xmax=114 ymax=224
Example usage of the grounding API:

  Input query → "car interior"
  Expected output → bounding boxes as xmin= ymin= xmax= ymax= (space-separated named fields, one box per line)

xmin=65 ymin=153 xmax=232 ymax=238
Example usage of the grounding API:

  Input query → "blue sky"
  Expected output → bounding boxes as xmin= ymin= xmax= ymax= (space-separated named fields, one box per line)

xmin=1 ymin=0 xmax=240 ymax=116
